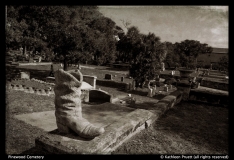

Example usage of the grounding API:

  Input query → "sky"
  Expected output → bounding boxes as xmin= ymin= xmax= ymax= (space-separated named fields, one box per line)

xmin=98 ymin=6 xmax=228 ymax=48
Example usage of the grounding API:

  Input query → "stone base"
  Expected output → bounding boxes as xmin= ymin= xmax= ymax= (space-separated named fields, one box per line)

xmin=34 ymin=103 xmax=157 ymax=154
xmin=176 ymin=82 xmax=191 ymax=101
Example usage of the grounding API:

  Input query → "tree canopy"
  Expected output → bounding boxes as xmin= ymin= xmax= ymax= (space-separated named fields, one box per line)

xmin=174 ymin=39 xmax=213 ymax=69
xmin=116 ymin=26 xmax=167 ymax=85
xmin=6 ymin=5 xmax=118 ymax=70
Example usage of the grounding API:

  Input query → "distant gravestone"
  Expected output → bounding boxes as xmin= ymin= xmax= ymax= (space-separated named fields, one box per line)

xmin=20 ymin=72 xmax=30 ymax=79
xmin=105 ymin=74 xmax=113 ymax=80
xmin=28 ymin=58 xmax=34 ymax=63
xmin=89 ymin=89 xmax=111 ymax=103
xmin=38 ymin=56 xmax=42 ymax=62
xmin=121 ymin=76 xmax=124 ymax=82
xmin=164 ymin=86 xmax=168 ymax=92
xmin=48 ymin=65 xmax=54 ymax=77
xmin=161 ymin=62 xmax=165 ymax=71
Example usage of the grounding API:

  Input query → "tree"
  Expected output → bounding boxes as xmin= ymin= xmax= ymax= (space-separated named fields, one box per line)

xmin=218 ymin=56 xmax=228 ymax=72
xmin=118 ymin=26 xmax=166 ymax=87
xmin=163 ymin=41 xmax=180 ymax=68
xmin=116 ymin=26 xmax=142 ymax=63
xmin=88 ymin=16 xmax=118 ymax=65
xmin=174 ymin=40 xmax=213 ymax=69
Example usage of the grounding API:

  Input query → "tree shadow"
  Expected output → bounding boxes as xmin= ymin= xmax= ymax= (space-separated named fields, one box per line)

xmin=151 ymin=101 xmax=228 ymax=153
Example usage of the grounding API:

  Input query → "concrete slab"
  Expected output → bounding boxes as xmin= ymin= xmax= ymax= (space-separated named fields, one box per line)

xmin=14 ymin=103 xmax=135 ymax=132
xmin=15 ymin=102 xmax=157 ymax=154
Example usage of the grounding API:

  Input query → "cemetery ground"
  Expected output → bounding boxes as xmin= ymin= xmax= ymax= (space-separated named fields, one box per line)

xmin=5 ymin=64 xmax=229 ymax=154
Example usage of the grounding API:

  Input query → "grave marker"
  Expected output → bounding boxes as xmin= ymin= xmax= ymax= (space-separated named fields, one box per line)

xmin=164 ymin=86 xmax=168 ymax=92
xmin=121 ymin=76 xmax=124 ymax=82
xmin=105 ymin=74 xmax=113 ymax=80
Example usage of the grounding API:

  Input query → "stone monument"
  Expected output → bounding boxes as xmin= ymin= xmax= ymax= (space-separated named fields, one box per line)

xmin=48 ymin=65 xmax=54 ymax=77
xmin=54 ymin=69 xmax=105 ymax=138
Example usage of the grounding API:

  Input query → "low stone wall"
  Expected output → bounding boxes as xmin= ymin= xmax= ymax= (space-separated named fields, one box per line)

xmin=6 ymin=78 xmax=55 ymax=96
xmin=146 ymin=90 xmax=182 ymax=115
xmin=160 ymin=73 xmax=228 ymax=91
xmin=96 ymin=79 xmax=128 ymax=90
xmin=18 ymin=62 xmax=52 ymax=66
xmin=189 ymin=89 xmax=228 ymax=106
xmin=200 ymin=79 xmax=228 ymax=91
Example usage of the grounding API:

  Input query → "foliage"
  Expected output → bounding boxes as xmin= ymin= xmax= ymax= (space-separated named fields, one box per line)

xmin=218 ymin=56 xmax=228 ymax=72
xmin=163 ymin=41 xmax=180 ymax=67
xmin=174 ymin=40 xmax=213 ymax=69
xmin=6 ymin=6 xmax=119 ymax=70
xmin=117 ymin=26 xmax=166 ymax=84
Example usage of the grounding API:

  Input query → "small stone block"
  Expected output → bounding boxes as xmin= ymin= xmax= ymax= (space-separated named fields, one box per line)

xmin=104 ymin=74 xmax=112 ymax=80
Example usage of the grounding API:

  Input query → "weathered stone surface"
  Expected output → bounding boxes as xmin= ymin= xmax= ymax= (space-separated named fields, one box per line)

xmin=35 ymin=108 xmax=157 ymax=154
xmin=54 ymin=69 xmax=104 ymax=139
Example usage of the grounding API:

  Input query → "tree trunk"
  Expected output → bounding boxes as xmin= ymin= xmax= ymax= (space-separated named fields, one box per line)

xmin=63 ymin=56 xmax=68 ymax=71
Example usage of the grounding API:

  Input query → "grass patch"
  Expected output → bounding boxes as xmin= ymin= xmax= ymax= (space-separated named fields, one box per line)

xmin=113 ymin=102 xmax=228 ymax=154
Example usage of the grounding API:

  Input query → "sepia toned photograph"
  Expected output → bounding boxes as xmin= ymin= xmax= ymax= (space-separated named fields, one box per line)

xmin=6 ymin=5 xmax=228 ymax=156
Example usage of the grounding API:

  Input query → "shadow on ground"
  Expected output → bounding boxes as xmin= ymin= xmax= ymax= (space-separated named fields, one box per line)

xmin=151 ymin=101 xmax=228 ymax=153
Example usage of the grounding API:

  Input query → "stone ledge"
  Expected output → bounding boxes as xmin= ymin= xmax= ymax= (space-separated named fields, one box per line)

xmin=35 ymin=108 xmax=157 ymax=154
xmin=189 ymin=88 xmax=228 ymax=106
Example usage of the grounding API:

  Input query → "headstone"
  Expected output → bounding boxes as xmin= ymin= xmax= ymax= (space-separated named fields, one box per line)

xmin=125 ymin=83 xmax=129 ymax=91
xmin=161 ymin=62 xmax=165 ymax=71
xmin=28 ymin=87 xmax=34 ymax=93
xmin=6 ymin=83 xmax=12 ymax=89
xmin=169 ymin=84 xmax=173 ymax=90
xmin=197 ymin=83 xmax=200 ymax=88
xmin=147 ymin=88 xmax=153 ymax=97
xmin=152 ymin=85 xmax=156 ymax=96
xmin=89 ymin=89 xmax=111 ymax=103
xmin=132 ymin=80 xmax=136 ymax=90
xmin=20 ymin=47 xmax=23 ymax=54
xmin=129 ymin=83 xmax=132 ymax=91
xmin=20 ymin=72 xmax=30 ymax=79
xmin=38 ymin=56 xmax=42 ymax=62
xmin=35 ymin=89 xmax=41 ymax=95
xmin=105 ymin=74 xmax=113 ymax=80
xmin=41 ymin=89 xmax=47 ymax=95
xmin=45 ymin=89 xmax=50 ymax=95
xmin=12 ymin=84 xmax=18 ymax=90
xmin=49 ymin=65 xmax=54 ymax=77
xmin=121 ymin=76 xmax=124 ymax=82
